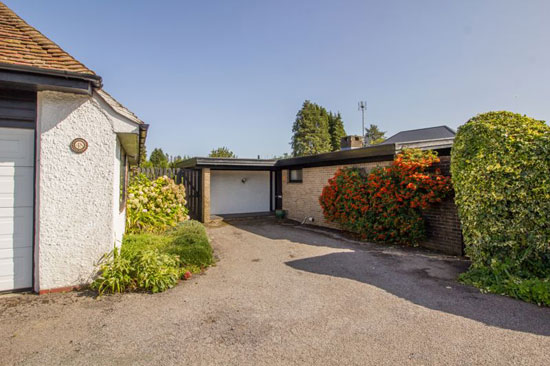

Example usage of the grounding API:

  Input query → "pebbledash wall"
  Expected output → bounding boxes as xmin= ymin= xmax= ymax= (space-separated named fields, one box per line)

xmin=281 ymin=157 xmax=463 ymax=255
xmin=35 ymin=91 xmax=131 ymax=291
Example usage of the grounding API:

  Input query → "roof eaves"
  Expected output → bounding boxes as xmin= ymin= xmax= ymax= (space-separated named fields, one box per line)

xmin=275 ymin=143 xmax=396 ymax=168
xmin=0 ymin=61 xmax=102 ymax=88
xmin=177 ymin=157 xmax=278 ymax=169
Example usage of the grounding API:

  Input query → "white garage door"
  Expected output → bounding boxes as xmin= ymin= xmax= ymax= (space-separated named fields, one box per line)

xmin=210 ymin=170 xmax=270 ymax=215
xmin=0 ymin=128 xmax=34 ymax=291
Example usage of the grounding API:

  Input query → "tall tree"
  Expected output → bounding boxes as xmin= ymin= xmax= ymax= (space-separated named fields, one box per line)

xmin=149 ymin=148 xmax=169 ymax=168
xmin=209 ymin=147 xmax=236 ymax=158
xmin=168 ymin=155 xmax=190 ymax=168
xmin=328 ymin=112 xmax=346 ymax=151
xmin=364 ymin=124 xmax=386 ymax=145
xmin=291 ymin=100 xmax=332 ymax=157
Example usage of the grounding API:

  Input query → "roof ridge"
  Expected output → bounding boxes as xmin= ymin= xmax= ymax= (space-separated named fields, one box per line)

xmin=0 ymin=2 xmax=96 ymax=75
xmin=392 ymin=125 xmax=454 ymax=134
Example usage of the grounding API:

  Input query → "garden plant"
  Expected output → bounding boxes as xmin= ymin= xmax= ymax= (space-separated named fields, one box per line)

xmin=126 ymin=174 xmax=189 ymax=234
xmin=451 ymin=111 xmax=550 ymax=306
xmin=92 ymin=220 xmax=213 ymax=295
xmin=320 ymin=149 xmax=451 ymax=244
xmin=93 ymin=174 xmax=213 ymax=295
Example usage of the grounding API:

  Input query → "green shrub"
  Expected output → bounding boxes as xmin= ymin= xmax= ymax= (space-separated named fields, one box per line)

xmin=121 ymin=233 xmax=172 ymax=257
xmin=91 ymin=248 xmax=182 ymax=295
xmin=126 ymin=174 xmax=189 ymax=234
xmin=319 ymin=149 xmax=451 ymax=244
xmin=92 ymin=221 xmax=213 ymax=295
xmin=166 ymin=220 xmax=213 ymax=267
xmin=459 ymin=261 xmax=550 ymax=306
xmin=91 ymin=248 xmax=133 ymax=294
xmin=451 ymin=111 xmax=550 ymax=305
xmin=133 ymin=250 xmax=181 ymax=293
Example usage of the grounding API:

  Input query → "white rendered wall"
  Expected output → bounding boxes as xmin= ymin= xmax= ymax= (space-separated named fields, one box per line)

xmin=35 ymin=91 xmax=127 ymax=291
xmin=210 ymin=170 xmax=270 ymax=215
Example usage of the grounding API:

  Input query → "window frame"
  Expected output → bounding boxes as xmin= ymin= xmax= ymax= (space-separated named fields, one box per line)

xmin=119 ymin=146 xmax=128 ymax=212
xmin=288 ymin=168 xmax=303 ymax=183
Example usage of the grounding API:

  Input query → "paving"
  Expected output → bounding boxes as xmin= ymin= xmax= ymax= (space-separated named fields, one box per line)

xmin=1 ymin=218 xmax=549 ymax=365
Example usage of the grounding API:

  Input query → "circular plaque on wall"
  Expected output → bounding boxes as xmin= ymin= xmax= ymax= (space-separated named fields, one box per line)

xmin=70 ymin=138 xmax=88 ymax=154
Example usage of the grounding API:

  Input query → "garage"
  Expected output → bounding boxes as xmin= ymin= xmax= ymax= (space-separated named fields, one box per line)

xmin=178 ymin=157 xmax=280 ymax=221
xmin=210 ymin=170 xmax=271 ymax=215
xmin=0 ymin=90 xmax=36 ymax=291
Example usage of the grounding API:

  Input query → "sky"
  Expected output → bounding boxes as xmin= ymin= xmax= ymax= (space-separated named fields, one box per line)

xmin=5 ymin=0 xmax=550 ymax=158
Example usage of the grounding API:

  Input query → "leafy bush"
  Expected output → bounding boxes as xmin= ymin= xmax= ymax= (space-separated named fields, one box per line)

xmin=91 ymin=248 xmax=133 ymax=294
xmin=166 ymin=221 xmax=213 ymax=267
xmin=133 ymin=250 xmax=181 ymax=293
xmin=319 ymin=149 xmax=451 ymax=244
xmin=92 ymin=220 xmax=212 ymax=295
xmin=451 ymin=111 xmax=550 ymax=305
xmin=91 ymin=248 xmax=181 ymax=295
xmin=459 ymin=262 xmax=550 ymax=306
xmin=121 ymin=233 xmax=172 ymax=257
xmin=126 ymin=174 xmax=189 ymax=234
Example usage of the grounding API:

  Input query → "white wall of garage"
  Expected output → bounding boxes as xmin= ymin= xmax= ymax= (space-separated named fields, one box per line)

xmin=35 ymin=91 xmax=136 ymax=291
xmin=210 ymin=170 xmax=270 ymax=215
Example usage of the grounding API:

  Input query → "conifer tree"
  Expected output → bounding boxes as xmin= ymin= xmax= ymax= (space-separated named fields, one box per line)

xmin=328 ymin=112 xmax=346 ymax=151
xmin=291 ymin=100 xmax=332 ymax=157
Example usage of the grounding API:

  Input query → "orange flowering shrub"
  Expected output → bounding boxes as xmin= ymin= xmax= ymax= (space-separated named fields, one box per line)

xmin=319 ymin=149 xmax=451 ymax=244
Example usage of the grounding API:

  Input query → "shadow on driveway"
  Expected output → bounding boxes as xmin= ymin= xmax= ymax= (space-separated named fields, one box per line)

xmin=229 ymin=219 xmax=550 ymax=336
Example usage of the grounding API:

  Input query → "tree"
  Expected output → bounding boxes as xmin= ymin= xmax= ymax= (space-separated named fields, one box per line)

xmin=149 ymin=148 xmax=169 ymax=168
xmin=291 ymin=100 xmax=332 ymax=157
xmin=273 ymin=152 xmax=291 ymax=159
xmin=364 ymin=124 xmax=386 ymax=145
xmin=168 ymin=155 xmax=190 ymax=168
xmin=328 ymin=112 xmax=346 ymax=151
xmin=209 ymin=147 xmax=236 ymax=158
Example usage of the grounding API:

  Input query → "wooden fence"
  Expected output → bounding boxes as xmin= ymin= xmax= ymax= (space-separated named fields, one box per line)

xmin=131 ymin=167 xmax=182 ymax=181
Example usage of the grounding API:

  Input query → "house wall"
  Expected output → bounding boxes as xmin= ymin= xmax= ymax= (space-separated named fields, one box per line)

xmin=35 ymin=91 xmax=126 ymax=291
xmin=210 ymin=170 xmax=270 ymax=215
xmin=282 ymin=157 xmax=464 ymax=256
xmin=282 ymin=161 xmax=390 ymax=229
xmin=420 ymin=157 xmax=463 ymax=255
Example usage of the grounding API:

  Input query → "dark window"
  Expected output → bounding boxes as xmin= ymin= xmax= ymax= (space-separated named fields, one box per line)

xmin=289 ymin=168 xmax=303 ymax=183
xmin=119 ymin=146 xmax=128 ymax=211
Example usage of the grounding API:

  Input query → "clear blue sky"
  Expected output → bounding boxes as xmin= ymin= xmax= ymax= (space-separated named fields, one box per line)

xmin=6 ymin=0 xmax=550 ymax=158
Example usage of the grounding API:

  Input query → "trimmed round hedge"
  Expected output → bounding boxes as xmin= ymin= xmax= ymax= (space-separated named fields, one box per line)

xmin=451 ymin=112 xmax=550 ymax=291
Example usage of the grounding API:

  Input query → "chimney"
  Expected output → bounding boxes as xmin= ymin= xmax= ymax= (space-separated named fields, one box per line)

xmin=340 ymin=135 xmax=363 ymax=150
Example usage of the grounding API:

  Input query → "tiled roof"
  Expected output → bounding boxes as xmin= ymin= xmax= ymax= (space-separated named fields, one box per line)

xmin=0 ymin=2 xmax=95 ymax=75
xmin=381 ymin=126 xmax=456 ymax=144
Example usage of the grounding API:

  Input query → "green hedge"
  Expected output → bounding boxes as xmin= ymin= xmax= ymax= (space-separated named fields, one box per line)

xmin=451 ymin=111 xmax=550 ymax=305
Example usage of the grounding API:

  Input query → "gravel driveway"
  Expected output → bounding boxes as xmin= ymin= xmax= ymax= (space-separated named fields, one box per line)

xmin=1 ymin=218 xmax=550 ymax=366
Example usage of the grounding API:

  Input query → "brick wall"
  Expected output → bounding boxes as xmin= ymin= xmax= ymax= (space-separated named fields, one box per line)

xmin=282 ymin=156 xmax=464 ymax=256
xmin=421 ymin=156 xmax=463 ymax=255
xmin=421 ymin=195 xmax=463 ymax=255
xmin=282 ymin=161 xmax=390 ymax=229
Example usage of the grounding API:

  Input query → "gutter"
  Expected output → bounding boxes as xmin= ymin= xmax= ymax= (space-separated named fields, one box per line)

xmin=0 ymin=62 xmax=102 ymax=88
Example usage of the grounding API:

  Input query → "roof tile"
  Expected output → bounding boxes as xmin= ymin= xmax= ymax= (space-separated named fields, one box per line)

xmin=0 ymin=2 xmax=95 ymax=75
